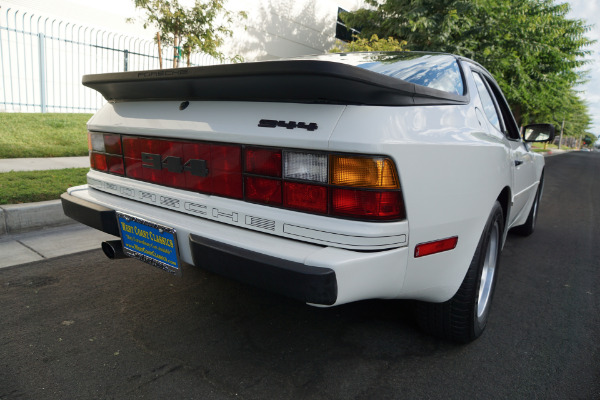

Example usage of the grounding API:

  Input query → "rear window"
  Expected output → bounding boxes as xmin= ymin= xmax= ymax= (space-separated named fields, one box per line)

xmin=294 ymin=52 xmax=465 ymax=96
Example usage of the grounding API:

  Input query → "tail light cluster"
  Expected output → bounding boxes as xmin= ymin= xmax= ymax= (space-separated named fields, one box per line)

xmin=89 ymin=132 xmax=406 ymax=221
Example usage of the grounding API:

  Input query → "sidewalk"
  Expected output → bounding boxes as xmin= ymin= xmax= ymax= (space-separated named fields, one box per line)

xmin=0 ymin=223 xmax=116 ymax=269
xmin=0 ymin=156 xmax=114 ymax=269
xmin=0 ymin=156 xmax=89 ymax=172
xmin=0 ymin=156 xmax=90 ymax=235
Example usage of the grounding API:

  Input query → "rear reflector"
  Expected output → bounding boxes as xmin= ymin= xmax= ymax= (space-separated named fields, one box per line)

xmin=414 ymin=237 xmax=458 ymax=258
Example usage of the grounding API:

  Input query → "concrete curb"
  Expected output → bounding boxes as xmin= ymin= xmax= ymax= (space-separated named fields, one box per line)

xmin=0 ymin=199 xmax=75 ymax=236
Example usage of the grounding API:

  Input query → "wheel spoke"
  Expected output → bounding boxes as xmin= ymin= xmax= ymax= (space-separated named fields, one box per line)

xmin=478 ymin=222 xmax=499 ymax=319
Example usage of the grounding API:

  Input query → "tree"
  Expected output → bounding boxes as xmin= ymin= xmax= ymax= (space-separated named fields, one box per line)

xmin=339 ymin=0 xmax=595 ymax=130
xmin=582 ymin=133 xmax=596 ymax=147
xmin=555 ymin=93 xmax=591 ymax=139
xmin=131 ymin=0 xmax=246 ymax=68
xmin=330 ymin=34 xmax=408 ymax=53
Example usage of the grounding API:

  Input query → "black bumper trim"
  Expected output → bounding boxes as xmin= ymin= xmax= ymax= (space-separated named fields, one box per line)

xmin=61 ymin=192 xmax=120 ymax=237
xmin=189 ymin=234 xmax=338 ymax=305
xmin=60 ymin=192 xmax=337 ymax=305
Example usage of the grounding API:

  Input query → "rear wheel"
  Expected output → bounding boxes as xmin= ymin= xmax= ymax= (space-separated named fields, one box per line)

xmin=417 ymin=201 xmax=504 ymax=343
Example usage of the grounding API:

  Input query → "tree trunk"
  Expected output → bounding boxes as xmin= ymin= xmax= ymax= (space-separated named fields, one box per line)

xmin=558 ymin=119 xmax=564 ymax=150
xmin=157 ymin=32 xmax=163 ymax=70
xmin=173 ymin=34 xmax=179 ymax=68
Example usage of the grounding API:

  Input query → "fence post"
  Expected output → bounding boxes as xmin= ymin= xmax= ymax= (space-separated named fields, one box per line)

xmin=124 ymin=49 xmax=129 ymax=71
xmin=38 ymin=32 xmax=47 ymax=113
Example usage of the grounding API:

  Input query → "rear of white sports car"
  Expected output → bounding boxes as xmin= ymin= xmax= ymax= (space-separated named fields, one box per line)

xmin=62 ymin=52 xmax=549 ymax=342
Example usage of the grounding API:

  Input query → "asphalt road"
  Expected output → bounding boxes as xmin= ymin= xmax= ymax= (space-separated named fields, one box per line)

xmin=1 ymin=152 xmax=599 ymax=400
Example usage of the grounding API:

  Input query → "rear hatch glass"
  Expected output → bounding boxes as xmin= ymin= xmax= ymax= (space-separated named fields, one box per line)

xmin=290 ymin=53 xmax=464 ymax=96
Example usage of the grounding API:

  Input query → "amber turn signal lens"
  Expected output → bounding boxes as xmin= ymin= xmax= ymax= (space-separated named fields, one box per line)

xmin=330 ymin=156 xmax=399 ymax=189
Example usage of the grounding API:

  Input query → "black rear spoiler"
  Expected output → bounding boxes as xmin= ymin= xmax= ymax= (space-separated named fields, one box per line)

xmin=83 ymin=60 xmax=468 ymax=106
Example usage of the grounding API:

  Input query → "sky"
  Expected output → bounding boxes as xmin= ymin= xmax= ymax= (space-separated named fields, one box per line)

xmin=567 ymin=0 xmax=600 ymax=137
xmin=4 ymin=0 xmax=599 ymax=135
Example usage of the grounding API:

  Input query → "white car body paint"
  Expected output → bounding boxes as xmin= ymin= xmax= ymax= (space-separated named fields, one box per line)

xmin=66 ymin=54 xmax=545 ymax=305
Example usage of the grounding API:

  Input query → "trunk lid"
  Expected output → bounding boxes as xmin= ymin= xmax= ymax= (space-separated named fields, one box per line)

xmin=88 ymin=101 xmax=345 ymax=150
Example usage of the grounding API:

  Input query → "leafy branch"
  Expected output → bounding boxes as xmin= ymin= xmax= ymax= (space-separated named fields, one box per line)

xmin=129 ymin=0 xmax=246 ymax=68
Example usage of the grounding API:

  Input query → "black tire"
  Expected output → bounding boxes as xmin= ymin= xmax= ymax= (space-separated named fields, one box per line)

xmin=512 ymin=174 xmax=544 ymax=237
xmin=417 ymin=201 xmax=504 ymax=343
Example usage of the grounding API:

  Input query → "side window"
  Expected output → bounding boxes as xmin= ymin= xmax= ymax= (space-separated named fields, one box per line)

xmin=485 ymin=79 xmax=522 ymax=140
xmin=335 ymin=8 xmax=360 ymax=42
xmin=473 ymin=72 xmax=502 ymax=133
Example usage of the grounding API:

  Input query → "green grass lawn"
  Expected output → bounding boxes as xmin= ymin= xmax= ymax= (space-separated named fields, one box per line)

xmin=0 ymin=113 xmax=91 ymax=158
xmin=0 ymin=113 xmax=92 ymax=204
xmin=530 ymin=143 xmax=575 ymax=150
xmin=0 ymin=168 xmax=88 ymax=205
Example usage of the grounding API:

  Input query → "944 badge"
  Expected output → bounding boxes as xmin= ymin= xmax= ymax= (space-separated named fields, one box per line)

xmin=258 ymin=119 xmax=318 ymax=132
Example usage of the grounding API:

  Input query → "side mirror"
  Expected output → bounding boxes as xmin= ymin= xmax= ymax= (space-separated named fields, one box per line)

xmin=523 ymin=124 xmax=556 ymax=143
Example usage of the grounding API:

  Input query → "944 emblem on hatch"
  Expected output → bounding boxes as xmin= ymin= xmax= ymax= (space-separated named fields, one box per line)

xmin=258 ymin=119 xmax=318 ymax=132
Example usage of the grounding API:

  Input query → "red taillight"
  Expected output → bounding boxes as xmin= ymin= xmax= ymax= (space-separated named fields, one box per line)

xmin=212 ymin=144 xmax=241 ymax=173
xmin=331 ymin=188 xmax=404 ymax=220
xmin=245 ymin=147 xmax=282 ymax=177
xmin=284 ymin=182 xmax=327 ymax=213
xmin=122 ymin=135 xmax=140 ymax=159
xmin=125 ymin=158 xmax=143 ymax=180
xmin=245 ymin=176 xmax=282 ymax=205
xmin=90 ymin=152 xmax=107 ymax=171
xmin=90 ymin=134 xmax=407 ymax=221
xmin=103 ymin=133 xmax=122 ymax=154
xmin=414 ymin=237 xmax=458 ymax=258
xmin=106 ymin=155 xmax=124 ymax=175
xmin=212 ymin=169 xmax=243 ymax=199
xmin=184 ymin=142 xmax=212 ymax=193
xmin=89 ymin=132 xmax=123 ymax=176
xmin=121 ymin=137 xmax=243 ymax=199
xmin=211 ymin=144 xmax=242 ymax=199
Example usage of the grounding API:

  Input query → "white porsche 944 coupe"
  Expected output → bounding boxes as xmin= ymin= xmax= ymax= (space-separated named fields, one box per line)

xmin=62 ymin=52 xmax=554 ymax=342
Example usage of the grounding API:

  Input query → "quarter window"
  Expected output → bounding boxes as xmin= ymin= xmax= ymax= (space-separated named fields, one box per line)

xmin=335 ymin=8 xmax=360 ymax=42
xmin=473 ymin=72 xmax=501 ymax=132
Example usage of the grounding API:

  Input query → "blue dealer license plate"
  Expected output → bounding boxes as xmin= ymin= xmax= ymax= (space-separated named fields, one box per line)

xmin=117 ymin=213 xmax=181 ymax=275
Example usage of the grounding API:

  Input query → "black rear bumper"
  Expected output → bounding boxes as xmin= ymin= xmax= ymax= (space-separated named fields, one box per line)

xmin=60 ymin=192 xmax=338 ymax=305
xmin=61 ymin=192 xmax=120 ymax=236
xmin=189 ymin=234 xmax=337 ymax=305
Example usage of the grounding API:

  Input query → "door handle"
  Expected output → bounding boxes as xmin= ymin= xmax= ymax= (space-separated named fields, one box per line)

xmin=514 ymin=160 xmax=524 ymax=166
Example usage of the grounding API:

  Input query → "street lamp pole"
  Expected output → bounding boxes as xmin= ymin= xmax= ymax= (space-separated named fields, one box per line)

xmin=558 ymin=118 xmax=565 ymax=150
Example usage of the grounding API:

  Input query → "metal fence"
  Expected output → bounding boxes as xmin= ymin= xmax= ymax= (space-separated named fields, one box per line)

xmin=0 ymin=7 xmax=221 ymax=113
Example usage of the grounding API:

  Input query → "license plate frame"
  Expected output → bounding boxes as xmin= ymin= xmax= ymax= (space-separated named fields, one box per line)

xmin=116 ymin=212 xmax=181 ymax=276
